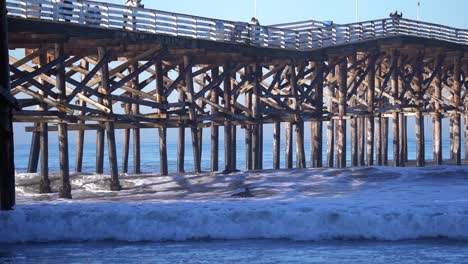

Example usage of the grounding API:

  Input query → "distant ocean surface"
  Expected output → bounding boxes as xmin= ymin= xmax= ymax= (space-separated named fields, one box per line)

xmin=4 ymin=132 xmax=468 ymax=263
xmin=14 ymin=136 xmax=463 ymax=174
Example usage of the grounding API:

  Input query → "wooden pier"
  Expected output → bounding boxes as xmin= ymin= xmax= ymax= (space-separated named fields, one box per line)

xmin=1 ymin=0 xmax=468 ymax=209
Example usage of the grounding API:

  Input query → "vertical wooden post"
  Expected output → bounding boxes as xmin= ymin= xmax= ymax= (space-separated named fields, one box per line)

xmin=210 ymin=67 xmax=219 ymax=172
xmin=366 ymin=54 xmax=376 ymax=166
xmin=98 ymin=47 xmax=121 ymax=191
xmin=223 ymin=63 xmax=232 ymax=173
xmin=358 ymin=118 xmax=365 ymax=166
xmin=245 ymin=68 xmax=253 ymax=170
xmin=452 ymin=54 xmax=462 ymax=165
xmin=0 ymin=0 xmax=15 ymax=210
xmin=285 ymin=121 xmax=293 ymax=168
xmin=39 ymin=51 xmax=50 ymax=193
xmin=75 ymin=59 xmax=88 ymax=173
xmin=464 ymin=62 xmax=468 ymax=162
xmin=289 ymin=65 xmax=305 ymax=168
xmin=273 ymin=121 xmax=280 ymax=169
xmin=336 ymin=57 xmax=347 ymax=168
xmin=326 ymin=62 xmax=335 ymax=167
xmin=375 ymin=63 xmax=382 ymax=166
xmin=56 ymin=43 xmax=71 ymax=199
xmin=391 ymin=50 xmax=400 ymax=167
xmin=311 ymin=61 xmax=324 ymax=168
xmin=433 ymin=54 xmax=443 ymax=165
xmin=27 ymin=127 xmax=40 ymax=173
xmin=95 ymin=102 xmax=104 ymax=174
xmin=155 ymin=58 xmax=168 ymax=175
xmin=177 ymin=63 xmax=186 ymax=173
xmin=382 ymin=115 xmax=389 ymax=165
xmin=349 ymin=56 xmax=358 ymax=167
xmin=230 ymin=71 xmax=237 ymax=171
xmin=130 ymin=63 xmax=141 ymax=174
xmin=414 ymin=52 xmax=425 ymax=167
xmin=122 ymin=109 xmax=130 ymax=173
xmin=184 ymin=56 xmax=201 ymax=173
xmin=252 ymin=64 xmax=262 ymax=170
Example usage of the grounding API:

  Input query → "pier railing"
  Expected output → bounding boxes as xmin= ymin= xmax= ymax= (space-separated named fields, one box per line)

xmin=6 ymin=0 xmax=468 ymax=50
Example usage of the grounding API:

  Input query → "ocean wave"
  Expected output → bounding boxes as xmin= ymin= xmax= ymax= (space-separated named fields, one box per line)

xmin=1 ymin=200 xmax=468 ymax=243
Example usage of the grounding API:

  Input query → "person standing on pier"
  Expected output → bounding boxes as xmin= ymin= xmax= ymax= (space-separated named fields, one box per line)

xmin=249 ymin=17 xmax=261 ymax=45
xmin=124 ymin=0 xmax=144 ymax=30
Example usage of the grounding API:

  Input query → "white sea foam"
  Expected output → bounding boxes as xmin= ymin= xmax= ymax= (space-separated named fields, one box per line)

xmin=2 ymin=166 xmax=468 ymax=243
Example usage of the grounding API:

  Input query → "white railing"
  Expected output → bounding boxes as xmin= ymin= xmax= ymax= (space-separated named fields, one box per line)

xmin=6 ymin=0 xmax=468 ymax=51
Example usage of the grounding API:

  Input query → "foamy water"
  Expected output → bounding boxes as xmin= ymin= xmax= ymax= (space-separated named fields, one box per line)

xmin=2 ymin=166 xmax=468 ymax=243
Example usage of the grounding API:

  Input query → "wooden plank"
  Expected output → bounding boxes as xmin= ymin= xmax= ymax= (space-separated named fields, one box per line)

xmin=452 ymin=55 xmax=462 ymax=165
xmin=391 ymin=50 xmax=400 ymax=167
xmin=177 ymin=63 xmax=186 ymax=174
xmin=130 ymin=63 xmax=141 ymax=174
xmin=252 ymin=64 xmax=262 ymax=170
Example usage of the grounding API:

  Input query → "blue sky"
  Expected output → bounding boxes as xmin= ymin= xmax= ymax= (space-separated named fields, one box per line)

xmin=12 ymin=0 xmax=467 ymax=144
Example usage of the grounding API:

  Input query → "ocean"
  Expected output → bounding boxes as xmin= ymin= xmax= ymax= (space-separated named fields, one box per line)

xmin=2 ymin=130 xmax=468 ymax=263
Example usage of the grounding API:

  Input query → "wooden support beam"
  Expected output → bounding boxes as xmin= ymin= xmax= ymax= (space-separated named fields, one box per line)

xmin=38 ymin=52 xmax=51 ymax=193
xmin=289 ymin=65 xmax=305 ymax=168
xmin=391 ymin=50 xmax=400 ymax=167
xmin=184 ymin=56 xmax=201 ymax=173
xmin=210 ymin=67 xmax=219 ymax=172
xmin=464 ymin=61 xmax=468 ymax=161
xmin=326 ymin=64 xmax=335 ymax=168
xmin=252 ymin=64 xmax=262 ymax=170
xmin=245 ymin=69 xmax=253 ymax=170
xmin=0 ymin=0 xmax=15 ymax=210
xmin=27 ymin=124 xmax=40 ymax=173
xmin=336 ymin=58 xmax=347 ymax=168
xmin=130 ymin=63 xmax=141 ymax=174
xmin=177 ymin=63 xmax=186 ymax=174
xmin=366 ymin=54 xmax=376 ymax=166
xmin=98 ymin=47 xmax=121 ymax=191
xmin=452 ymin=54 xmax=462 ymax=165
xmin=55 ymin=43 xmax=71 ymax=199
xmin=273 ymin=121 xmax=280 ymax=170
xmin=223 ymin=62 xmax=233 ymax=173
xmin=415 ymin=52 xmax=425 ymax=167
xmin=349 ymin=56 xmax=358 ymax=167
xmin=156 ymin=58 xmax=168 ymax=176
xmin=75 ymin=59 xmax=87 ymax=173
xmin=311 ymin=62 xmax=324 ymax=168
xmin=433 ymin=54 xmax=443 ymax=165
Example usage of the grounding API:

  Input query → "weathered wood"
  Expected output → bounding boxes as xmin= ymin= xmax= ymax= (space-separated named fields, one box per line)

xmin=366 ymin=54 xmax=376 ymax=166
xmin=285 ymin=121 xmax=293 ymax=169
xmin=382 ymin=116 xmax=389 ymax=165
xmin=184 ymin=56 xmax=201 ymax=173
xmin=311 ymin=62 xmax=324 ymax=168
xmin=335 ymin=58 xmax=347 ymax=168
xmin=252 ymin=64 xmax=261 ymax=170
xmin=130 ymin=63 xmax=141 ymax=174
xmin=414 ymin=52 xmax=425 ymax=167
xmin=245 ymin=71 xmax=252 ymax=170
xmin=177 ymin=63 xmax=186 ymax=173
xmin=38 ymin=51 xmax=51 ymax=193
xmin=432 ymin=54 xmax=442 ymax=165
xmin=75 ymin=59 xmax=87 ymax=173
xmin=0 ymin=0 xmax=15 ymax=210
xmin=464 ymin=62 xmax=468 ymax=162
xmin=155 ymin=59 xmax=168 ymax=176
xmin=55 ymin=43 xmax=71 ymax=199
xmin=223 ymin=62 xmax=232 ymax=173
xmin=273 ymin=121 xmax=280 ymax=169
xmin=349 ymin=56 xmax=358 ymax=167
xmin=27 ymin=124 xmax=40 ymax=173
xmin=452 ymin=55 xmax=462 ymax=165
xmin=289 ymin=65 xmax=305 ymax=168
xmin=326 ymin=64 xmax=335 ymax=167
xmin=391 ymin=51 xmax=400 ymax=167
xmin=210 ymin=67 xmax=219 ymax=172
